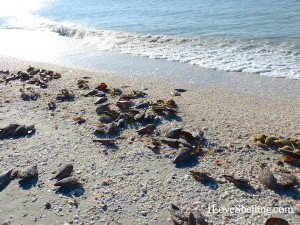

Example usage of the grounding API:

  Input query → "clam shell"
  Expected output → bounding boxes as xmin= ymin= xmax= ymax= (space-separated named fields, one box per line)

xmin=106 ymin=122 xmax=119 ymax=135
xmin=17 ymin=165 xmax=38 ymax=181
xmin=0 ymin=124 xmax=19 ymax=138
xmin=165 ymin=128 xmax=182 ymax=139
xmin=99 ymin=115 xmax=113 ymax=124
xmin=0 ymin=169 xmax=13 ymax=188
xmin=50 ymin=164 xmax=73 ymax=181
xmin=96 ymin=102 xmax=110 ymax=115
xmin=265 ymin=217 xmax=289 ymax=225
xmin=94 ymin=97 xmax=108 ymax=105
xmin=189 ymin=211 xmax=209 ymax=225
xmin=54 ymin=177 xmax=80 ymax=188
xmin=173 ymin=147 xmax=194 ymax=164
xmin=13 ymin=125 xmax=27 ymax=137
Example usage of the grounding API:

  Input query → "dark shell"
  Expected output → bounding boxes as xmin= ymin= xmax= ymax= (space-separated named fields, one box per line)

xmin=96 ymin=102 xmax=110 ymax=115
xmin=137 ymin=124 xmax=155 ymax=134
xmin=99 ymin=115 xmax=113 ymax=124
xmin=0 ymin=124 xmax=19 ymax=138
xmin=13 ymin=125 xmax=27 ymax=137
xmin=54 ymin=177 xmax=80 ymax=188
xmin=160 ymin=137 xmax=180 ymax=147
xmin=0 ymin=169 xmax=13 ymax=188
xmin=258 ymin=164 xmax=277 ymax=190
xmin=117 ymin=118 xmax=126 ymax=128
xmin=188 ymin=211 xmax=209 ymax=225
xmin=94 ymin=97 xmax=108 ymax=105
xmin=223 ymin=175 xmax=250 ymax=187
xmin=165 ymin=128 xmax=182 ymax=139
xmin=273 ymin=172 xmax=297 ymax=190
xmin=189 ymin=170 xmax=211 ymax=182
xmin=278 ymin=148 xmax=300 ymax=159
xmin=17 ymin=165 xmax=38 ymax=181
xmin=174 ymin=88 xmax=187 ymax=93
xmin=84 ymin=89 xmax=98 ymax=97
xmin=50 ymin=164 xmax=73 ymax=181
xmin=173 ymin=147 xmax=194 ymax=164
xmin=264 ymin=217 xmax=289 ymax=225
xmin=93 ymin=138 xmax=115 ymax=144
xmin=106 ymin=122 xmax=119 ymax=135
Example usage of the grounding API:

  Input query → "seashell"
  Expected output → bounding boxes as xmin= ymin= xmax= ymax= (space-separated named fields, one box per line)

xmin=174 ymin=88 xmax=187 ymax=93
xmin=99 ymin=115 xmax=113 ymax=124
xmin=173 ymin=147 xmax=194 ymax=164
xmin=96 ymin=82 xmax=107 ymax=91
xmin=16 ymin=165 xmax=38 ymax=182
xmin=48 ymin=101 xmax=56 ymax=110
xmin=278 ymin=147 xmax=300 ymax=159
xmin=274 ymin=139 xmax=290 ymax=148
xmin=105 ymin=110 xmax=120 ymax=120
xmin=21 ymin=92 xmax=31 ymax=101
xmin=50 ymin=164 xmax=73 ymax=181
xmin=258 ymin=163 xmax=277 ymax=190
xmin=106 ymin=122 xmax=119 ymax=135
xmin=188 ymin=211 xmax=209 ymax=225
xmin=171 ymin=91 xmax=181 ymax=96
xmin=169 ymin=204 xmax=188 ymax=225
xmin=160 ymin=137 xmax=180 ymax=147
xmin=137 ymin=124 xmax=155 ymax=135
xmin=273 ymin=172 xmax=297 ymax=190
xmin=116 ymin=100 xmax=131 ymax=109
xmin=110 ymin=88 xmax=122 ymax=96
xmin=94 ymin=97 xmax=108 ymax=105
xmin=251 ymin=133 xmax=267 ymax=143
xmin=265 ymin=217 xmax=289 ymax=225
xmin=117 ymin=118 xmax=126 ymax=128
xmin=13 ymin=125 xmax=27 ymax=137
xmin=288 ymin=138 xmax=300 ymax=149
xmin=93 ymin=138 xmax=115 ymax=144
xmin=54 ymin=177 xmax=80 ymax=188
xmin=136 ymin=101 xmax=150 ymax=109
xmin=165 ymin=128 xmax=182 ymax=139
xmin=84 ymin=89 xmax=98 ymax=97
xmin=96 ymin=102 xmax=110 ymax=115
xmin=222 ymin=175 xmax=250 ymax=187
xmin=0 ymin=169 xmax=13 ymax=189
xmin=56 ymin=89 xmax=75 ymax=100
xmin=0 ymin=124 xmax=19 ymax=138
xmin=189 ymin=170 xmax=211 ymax=182
xmin=265 ymin=135 xmax=279 ymax=147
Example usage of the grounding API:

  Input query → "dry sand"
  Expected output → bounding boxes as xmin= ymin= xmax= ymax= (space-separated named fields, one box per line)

xmin=0 ymin=57 xmax=300 ymax=225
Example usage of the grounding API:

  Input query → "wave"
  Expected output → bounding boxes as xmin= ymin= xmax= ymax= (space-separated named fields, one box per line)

xmin=3 ymin=18 xmax=300 ymax=79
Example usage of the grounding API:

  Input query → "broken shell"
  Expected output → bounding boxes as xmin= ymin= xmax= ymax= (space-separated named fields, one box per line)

xmin=160 ymin=137 xmax=180 ymax=147
xmin=258 ymin=163 xmax=277 ymax=190
xmin=116 ymin=100 xmax=132 ymax=109
xmin=137 ymin=124 xmax=155 ymax=135
xmin=222 ymin=175 xmax=250 ymax=187
xmin=16 ymin=165 xmax=38 ymax=182
xmin=48 ymin=101 xmax=56 ymax=110
xmin=13 ymin=125 xmax=27 ymax=137
xmin=165 ymin=128 xmax=183 ymax=139
xmin=84 ymin=89 xmax=99 ymax=97
xmin=50 ymin=164 xmax=73 ymax=181
xmin=0 ymin=169 xmax=13 ymax=189
xmin=174 ymin=88 xmax=187 ymax=92
xmin=54 ymin=177 xmax=80 ymax=188
xmin=93 ymin=138 xmax=116 ymax=144
xmin=273 ymin=172 xmax=297 ymax=190
xmin=189 ymin=170 xmax=211 ymax=182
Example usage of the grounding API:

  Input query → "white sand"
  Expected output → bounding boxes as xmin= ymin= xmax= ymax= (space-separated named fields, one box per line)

xmin=0 ymin=57 xmax=300 ymax=225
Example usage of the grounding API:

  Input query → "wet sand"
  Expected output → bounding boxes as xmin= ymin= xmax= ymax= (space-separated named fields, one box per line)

xmin=0 ymin=56 xmax=300 ymax=225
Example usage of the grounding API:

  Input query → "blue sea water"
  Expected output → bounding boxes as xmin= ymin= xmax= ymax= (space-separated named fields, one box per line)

xmin=0 ymin=0 xmax=300 ymax=79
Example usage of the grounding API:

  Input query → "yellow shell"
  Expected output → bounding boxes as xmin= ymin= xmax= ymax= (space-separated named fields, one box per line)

xmin=251 ymin=133 xmax=266 ymax=143
xmin=274 ymin=139 xmax=290 ymax=147
xmin=265 ymin=135 xmax=279 ymax=147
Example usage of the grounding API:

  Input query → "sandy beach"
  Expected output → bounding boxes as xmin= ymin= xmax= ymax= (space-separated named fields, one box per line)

xmin=1 ymin=56 xmax=300 ymax=225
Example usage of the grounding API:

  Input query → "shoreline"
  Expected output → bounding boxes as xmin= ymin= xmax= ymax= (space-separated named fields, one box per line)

xmin=0 ymin=56 xmax=300 ymax=225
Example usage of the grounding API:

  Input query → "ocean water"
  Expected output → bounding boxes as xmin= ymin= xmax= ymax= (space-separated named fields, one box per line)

xmin=0 ymin=0 xmax=300 ymax=79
